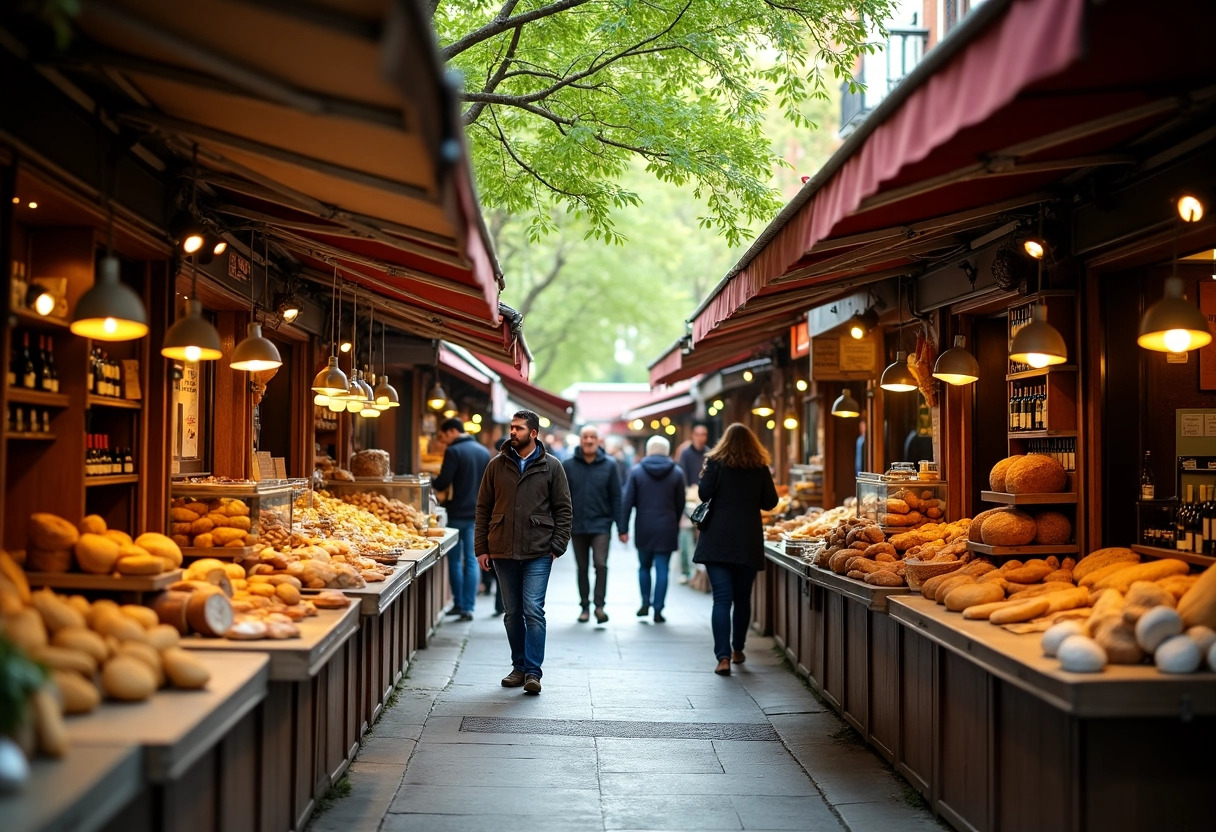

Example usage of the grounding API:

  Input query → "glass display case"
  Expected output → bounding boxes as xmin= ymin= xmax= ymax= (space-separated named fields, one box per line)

xmin=789 ymin=463 xmax=824 ymax=513
xmin=169 ymin=480 xmax=293 ymax=554
xmin=855 ymin=471 xmax=948 ymax=530
xmin=323 ymin=474 xmax=432 ymax=515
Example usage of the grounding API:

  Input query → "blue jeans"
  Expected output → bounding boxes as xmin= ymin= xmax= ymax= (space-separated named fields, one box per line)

xmin=448 ymin=520 xmax=479 ymax=613
xmin=493 ymin=556 xmax=554 ymax=678
xmin=637 ymin=550 xmax=671 ymax=612
xmin=705 ymin=563 xmax=756 ymax=660
xmin=677 ymin=528 xmax=696 ymax=578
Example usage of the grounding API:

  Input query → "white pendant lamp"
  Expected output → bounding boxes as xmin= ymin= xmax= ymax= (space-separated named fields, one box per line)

xmin=750 ymin=390 xmax=775 ymax=418
xmin=373 ymin=319 xmax=399 ymax=409
xmin=880 ymin=351 xmax=918 ymax=392
xmin=932 ymin=335 xmax=980 ymax=385
xmin=1009 ymin=304 xmax=1067 ymax=368
xmin=831 ymin=388 xmax=861 ymax=418
xmin=312 ymin=265 xmax=349 ymax=395
xmin=161 ymin=298 xmax=223 ymax=361
xmin=231 ymin=232 xmax=282 ymax=372
xmin=71 ymin=253 xmax=149 ymax=341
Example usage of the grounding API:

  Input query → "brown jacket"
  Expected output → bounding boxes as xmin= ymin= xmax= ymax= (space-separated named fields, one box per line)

xmin=474 ymin=442 xmax=573 ymax=559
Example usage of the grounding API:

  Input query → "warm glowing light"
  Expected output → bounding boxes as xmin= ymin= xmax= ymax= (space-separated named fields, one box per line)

xmin=1023 ymin=239 xmax=1045 ymax=259
xmin=443 ymin=408 xmax=458 ymax=418
xmin=1178 ymin=195 xmax=1205 ymax=223
xmin=346 ymin=398 xmax=364 ymax=413
xmin=1164 ymin=329 xmax=1195 ymax=353
xmin=472 ymin=414 xmax=483 ymax=424
xmin=664 ymin=424 xmax=676 ymax=435
xmin=28 ymin=202 xmax=37 ymax=210
xmin=660 ymin=416 xmax=671 ymax=426
xmin=849 ymin=323 xmax=865 ymax=339
xmin=1025 ymin=353 xmax=1053 ymax=369
xmin=327 ymin=400 xmax=345 ymax=412
xmin=539 ymin=416 xmax=551 ymax=428
xmin=712 ymin=399 xmax=724 ymax=410
xmin=795 ymin=379 xmax=808 ymax=392
xmin=465 ymin=421 xmax=482 ymax=434
xmin=33 ymin=292 xmax=55 ymax=316
xmin=650 ymin=419 xmax=661 ymax=429
xmin=182 ymin=234 xmax=204 ymax=254
xmin=360 ymin=407 xmax=381 ymax=418
xmin=184 ymin=345 xmax=202 ymax=362
xmin=765 ymin=419 xmax=776 ymax=430
xmin=212 ymin=240 xmax=227 ymax=255
xmin=742 ymin=370 xmax=754 ymax=382
xmin=103 ymin=317 xmax=118 ymax=334
xmin=10 ymin=197 xmax=17 ymax=204
xmin=281 ymin=307 xmax=300 ymax=322
xmin=314 ymin=393 xmax=329 ymax=406
xmin=707 ymin=407 xmax=718 ymax=416
xmin=630 ymin=419 xmax=644 ymax=430
xmin=783 ymin=416 xmax=799 ymax=430
xmin=340 ymin=341 xmax=352 ymax=353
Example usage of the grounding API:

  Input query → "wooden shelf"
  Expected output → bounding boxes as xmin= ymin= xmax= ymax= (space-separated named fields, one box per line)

xmin=85 ymin=474 xmax=139 ymax=487
xmin=87 ymin=394 xmax=142 ymax=410
xmin=6 ymin=387 xmax=70 ymax=407
xmin=966 ymin=541 xmax=1080 ymax=557
xmin=23 ymin=567 xmax=183 ymax=592
xmin=10 ymin=306 xmax=70 ymax=331
xmin=5 ymin=431 xmax=56 ymax=441
xmin=1131 ymin=544 xmax=1216 ymax=568
xmin=1006 ymin=365 xmax=1078 ymax=381
xmin=1006 ymin=430 xmax=1078 ymax=439
xmin=981 ymin=491 xmax=1078 ymax=505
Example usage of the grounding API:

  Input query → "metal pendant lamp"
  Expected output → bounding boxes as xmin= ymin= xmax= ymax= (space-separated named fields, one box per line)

xmin=932 ymin=335 xmax=980 ymax=386
xmin=880 ymin=280 xmax=917 ymax=392
xmin=373 ymin=321 xmax=399 ymax=409
xmin=1009 ymin=303 xmax=1067 ymax=368
xmin=71 ymin=238 xmax=148 ymax=341
xmin=750 ymin=389 xmax=775 ymax=417
xmin=231 ymin=232 xmax=282 ymax=372
xmin=831 ymin=388 xmax=861 ymax=418
xmin=312 ymin=265 xmax=349 ymax=395
xmin=1139 ymin=277 xmax=1212 ymax=353
xmin=162 ymin=260 xmax=222 ymax=361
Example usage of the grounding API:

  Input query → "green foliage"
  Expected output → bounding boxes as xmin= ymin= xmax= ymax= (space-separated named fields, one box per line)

xmin=435 ymin=0 xmax=893 ymax=247
xmin=0 ymin=634 xmax=48 ymax=737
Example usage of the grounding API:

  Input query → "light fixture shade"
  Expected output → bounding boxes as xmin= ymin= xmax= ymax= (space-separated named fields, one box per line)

xmin=311 ymin=356 xmax=349 ymax=395
xmin=343 ymin=375 xmax=365 ymax=412
xmin=932 ymin=335 xmax=980 ymax=385
xmin=359 ymin=406 xmax=381 ymax=419
xmin=782 ymin=408 xmax=799 ymax=430
xmin=848 ymin=308 xmax=880 ymax=340
xmin=230 ymin=322 xmax=283 ymax=371
xmin=1138 ymin=277 xmax=1213 ymax=353
xmin=880 ymin=351 xmax=919 ymax=392
xmin=313 ymin=393 xmax=330 ymax=406
xmin=427 ymin=382 xmax=448 ymax=411
xmin=831 ymin=388 xmax=861 ymax=418
xmin=374 ymin=375 xmax=400 ymax=410
xmin=750 ymin=390 xmax=775 ymax=417
xmin=1010 ymin=304 xmax=1068 ymax=368
xmin=70 ymin=255 xmax=149 ymax=341
xmin=161 ymin=299 xmax=222 ymax=361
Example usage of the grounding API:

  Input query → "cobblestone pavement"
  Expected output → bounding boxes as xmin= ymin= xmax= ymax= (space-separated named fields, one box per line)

xmin=309 ymin=537 xmax=945 ymax=832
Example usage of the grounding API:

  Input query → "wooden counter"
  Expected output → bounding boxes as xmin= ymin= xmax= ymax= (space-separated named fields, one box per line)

xmin=1 ymin=744 xmax=142 ymax=832
xmin=328 ymin=562 xmax=413 ymax=616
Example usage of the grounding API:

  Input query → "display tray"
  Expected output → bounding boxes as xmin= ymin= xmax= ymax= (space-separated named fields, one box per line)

xmin=981 ymin=490 xmax=1078 ymax=505
xmin=303 ymin=561 xmax=413 ymax=615
xmin=180 ymin=604 xmax=360 ymax=681
xmin=888 ymin=596 xmax=1216 ymax=718
xmin=0 ymin=743 xmax=143 ymax=832
xmin=808 ymin=564 xmax=910 ymax=612
xmin=965 ymin=541 xmax=1079 ymax=556
xmin=65 ymin=651 xmax=269 ymax=782
xmin=436 ymin=527 xmax=458 ymax=556
xmin=22 ymin=567 xmax=184 ymax=592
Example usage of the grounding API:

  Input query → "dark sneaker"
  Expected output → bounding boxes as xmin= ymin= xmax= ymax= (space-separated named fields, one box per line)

xmin=523 ymin=674 xmax=542 ymax=694
xmin=653 ymin=611 xmax=666 ymax=623
xmin=595 ymin=608 xmax=609 ymax=624
xmin=444 ymin=606 xmax=466 ymax=617
xmin=577 ymin=610 xmax=590 ymax=623
xmin=636 ymin=605 xmax=649 ymax=617
xmin=501 ymin=669 xmax=525 ymax=687
xmin=458 ymin=613 xmax=474 ymax=622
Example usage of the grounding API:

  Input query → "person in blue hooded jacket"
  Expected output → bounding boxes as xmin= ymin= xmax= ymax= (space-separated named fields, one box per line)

xmin=620 ymin=435 xmax=687 ymax=623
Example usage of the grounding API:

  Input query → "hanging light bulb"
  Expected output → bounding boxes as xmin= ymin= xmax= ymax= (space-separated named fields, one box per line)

xmin=26 ymin=284 xmax=55 ymax=316
xmin=162 ymin=298 xmax=223 ymax=361
xmin=327 ymin=397 xmax=346 ymax=413
xmin=443 ymin=405 xmax=458 ymax=418
xmin=742 ymin=369 xmax=754 ymax=382
xmin=1010 ymin=304 xmax=1068 ymax=368
xmin=343 ymin=371 xmax=365 ymax=412
xmin=1138 ymin=277 xmax=1212 ymax=353
xmin=795 ymin=379 xmax=808 ymax=393
xmin=712 ymin=399 xmax=725 ymax=410
xmin=831 ymin=388 xmax=861 ymax=418
xmin=312 ymin=265 xmax=348 ymax=394
xmin=880 ymin=351 xmax=918 ymax=392
xmin=71 ymin=254 xmax=149 ymax=341
xmin=848 ymin=308 xmax=880 ymax=340
xmin=932 ymin=335 xmax=980 ymax=385
xmin=782 ymin=407 xmax=799 ymax=430
xmin=374 ymin=320 xmax=400 ymax=409
xmin=750 ymin=390 xmax=775 ymax=417
xmin=1177 ymin=194 xmax=1205 ymax=223
xmin=339 ymin=341 xmax=352 ymax=353
xmin=314 ymin=393 xmax=330 ymax=406
xmin=231 ymin=232 xmax=282 ymax=372
xmin=427 ymin=379 xmax=449 ymax=411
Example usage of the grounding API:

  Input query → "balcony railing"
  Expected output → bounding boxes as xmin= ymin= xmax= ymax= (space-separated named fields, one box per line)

xmin=839 ymin=25 xmax=930 ymax=136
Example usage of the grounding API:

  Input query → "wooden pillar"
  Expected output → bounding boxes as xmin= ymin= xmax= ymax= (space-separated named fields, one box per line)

xmin=213 ymin=311 xmax=252 ymax=478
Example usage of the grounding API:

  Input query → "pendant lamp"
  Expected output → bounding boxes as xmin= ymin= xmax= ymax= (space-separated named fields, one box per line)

xmin=359 ymin=371 xmax=382 ymax=417
xmin=880 ymin=351 xmax=918 ymax=392
xmin=71 ymin=251 xmax=149 ymax=341
xmin=750 ymin=390 xmax=775 ymax=417
xmin=932 ymin=335 xmax=979 ymax=385
xmin=1138 ymin=277 xmax=1212 ymax=353
xmin=782 ymin=405 xmax=799 ymax=430
xmin=231 ymin=232 xmax=282 ymax=372
xmin=162 ymin=260 xmax=222 ymax=361
xmin=831 ymin=388 xmax=861 ymax=418
xmin=427 ymin=380 xmax=449 ymax=411
xmin=1009 ymin=304 xmax=1067 ymax=368
xmin=374 ymin=321 xmax=400 ymax=409
xmin=312 ymin=265 xmax=349 ymax=395
xmin=343 ymin=370 xmax=366 ymax=412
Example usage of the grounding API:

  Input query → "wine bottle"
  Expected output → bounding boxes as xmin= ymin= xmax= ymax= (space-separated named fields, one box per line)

xmin=1177 ymin=484 xmax=1194 ymax=552
xmin=44 ymin=339 xmax=57 ymax=394
xmin=123 ymin=447 xmax=134 ymax=474
xmin=21 ymin=333 xmax=35 ymax=390
xmin=1140 ymin=451 xmax=1155 ymax=500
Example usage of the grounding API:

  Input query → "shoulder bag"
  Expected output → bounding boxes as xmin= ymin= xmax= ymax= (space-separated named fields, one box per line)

xmin=689 ymin=499 xmax=712 ymax=530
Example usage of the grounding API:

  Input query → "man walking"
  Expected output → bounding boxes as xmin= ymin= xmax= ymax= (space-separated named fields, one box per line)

xmin=676 ymin=423 xmax=710 ymax=583
xmin=432 ymin=417 xmax=491 ymax=621
xmin=476 ymin=410 xmax=572 ymax=694
xmin=562 ymin=425 xmax=622 ymax=624
xmin=620 ymin=436 xmax=687 ymax=623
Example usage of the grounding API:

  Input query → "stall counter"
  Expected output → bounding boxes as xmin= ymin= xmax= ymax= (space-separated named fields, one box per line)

xmin=1 ymin=744 xmax=142 ymax=832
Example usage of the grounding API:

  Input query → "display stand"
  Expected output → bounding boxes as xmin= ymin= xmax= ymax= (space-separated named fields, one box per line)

xmin=1 ymin=744 xmax=143 ymax=832
xmin=180 ymin=606 xmax=361 ymax=831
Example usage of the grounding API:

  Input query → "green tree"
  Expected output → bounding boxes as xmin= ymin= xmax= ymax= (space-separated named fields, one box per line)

xmin=435 ymin=0 xmax=891 ymax=246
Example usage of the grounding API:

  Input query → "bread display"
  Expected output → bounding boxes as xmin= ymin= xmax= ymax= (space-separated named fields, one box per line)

xmin=349 ymin=449 xmax=391 ymax=478
xmin=1033 ymin=511 xmax=1073 ymax=545
xmin=980 ymin=509 xmax=1037 ymax=546
xmin=988 ymin=455 xmax=1024 ymax=491
xmin=1003 ymin=454 xmax=1068 ymax=494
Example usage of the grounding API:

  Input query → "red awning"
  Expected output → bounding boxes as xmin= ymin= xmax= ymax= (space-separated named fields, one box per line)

xmin=679 ymin=0 xmax=1216 ymax=369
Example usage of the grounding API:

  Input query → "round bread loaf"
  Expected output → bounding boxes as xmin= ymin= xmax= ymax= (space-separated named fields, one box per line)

xmin=988 ymin=456 xmax=1025 ymax=492
xmin=75 ymin=533 xmax=121 ymax=575
xmin=1034 ymin=511 xmax=1073 ymax=545
xmin=349 ymin=449 xmax=391 ymax=478
xmin=28 ymin=513 xmax=80 ymax=551
xmin=981 ymin=509 xmax=1037 ymax=546
xmin=1005 ymin=454 xmax=1067 ymax=494
xmin=969 ymin=507 xmax=1011 ymax=543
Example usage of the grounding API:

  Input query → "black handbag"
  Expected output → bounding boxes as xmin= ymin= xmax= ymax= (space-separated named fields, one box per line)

xmin=690 ymin=499 xmax=712 ymax=529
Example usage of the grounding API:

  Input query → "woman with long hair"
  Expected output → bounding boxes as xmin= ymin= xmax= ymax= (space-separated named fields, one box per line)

xmin=692 ymin=422 xmax=779 ymax=675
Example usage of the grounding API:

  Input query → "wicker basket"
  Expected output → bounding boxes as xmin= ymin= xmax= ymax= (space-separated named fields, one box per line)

xmin=902 ymin=559 xmax=965 ymax=591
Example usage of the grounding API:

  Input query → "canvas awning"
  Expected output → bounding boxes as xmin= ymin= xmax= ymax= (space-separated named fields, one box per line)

xmin=666 ymin=0 xmax=1216 ymax=382
xmin=63 ymin=0 xmax=528 ymax=368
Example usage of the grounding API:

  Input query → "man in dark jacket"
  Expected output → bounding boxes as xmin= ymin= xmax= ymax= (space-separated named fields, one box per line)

xmin=620 ymin=436 xmax=686 ymax=623
xmin=562 ymin=425 xmax=622 ymax=624
xmin=432 ymin=417 xmax=491 ymax=621
xmin=475 ymin=410 xmax=572 ymax=694
xmin=676 ymin=423 xmax=710 ymax=583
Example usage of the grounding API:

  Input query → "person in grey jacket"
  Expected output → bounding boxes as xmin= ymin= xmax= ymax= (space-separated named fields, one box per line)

xmin=475 ymin=411 xmax=573 ymax=694
xmin=620 ymin=435 xmax=686 ymax=623
xmin=562 ymin=426 xmax=622 ymax=624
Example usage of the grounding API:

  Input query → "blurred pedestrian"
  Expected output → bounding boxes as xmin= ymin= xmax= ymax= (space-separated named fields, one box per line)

xmin=620 ymin=435 xmax=686 ymax=623
xmin=692 ymin=423 xmax=779 ymax=675
xmin=476 ymin=410 xmax=572 ymax=694
xmin=432 ymin=417 xmax=490 ymax=621
xmin=676 ymin=423 xmax=710 ymax=582
xmin=562 ymin=426 xmax=622 ymax=623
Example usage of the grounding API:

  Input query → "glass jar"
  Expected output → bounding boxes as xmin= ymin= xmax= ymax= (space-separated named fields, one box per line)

xmin=885 ymin=462 xmax=916 ymax=480
xmin=918 ymin=460 xmax=939 ymax=481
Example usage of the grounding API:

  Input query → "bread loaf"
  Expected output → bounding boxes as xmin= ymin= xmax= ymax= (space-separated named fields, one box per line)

xmin=1073 ymin=547 xmax=1139 ymax=582
xmin=75 ymin=534 xmax=121 ymax=575
xmin=1034 ymin=512 xmax=1072 ymax=545
xmin=944 ymin=582 xmax=1005 ymax=611
xmin=162 ymin=647 xmax=210 ymax=689
xmin=988 ymin=456 xmax=1025 ymax=492
xmin=28 ymin=513 xmax=79 ymax=551
xmin=981 ymin=510 xmax=1037 ymax=546
xmin=26 ymin=547 xmax=73 ymax=573
xmin=1177 ymin=562 xmax=1216 ymax=629
xmin=1091 ymin=559 xmax=1189 ymax=594
xmin=102 ymin=655 xmax=157 ymax=701
xmin=1004 ymin=455 xmax=1067 ymax=494
xmin=78 ymin=515 xmax=107 ymax=535
xmin=51 ymin=669 xmax=100 ymax=714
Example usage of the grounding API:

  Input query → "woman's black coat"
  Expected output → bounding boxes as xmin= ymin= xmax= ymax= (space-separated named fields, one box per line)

xmin=692 ymin=459 xmax=779 ymax=571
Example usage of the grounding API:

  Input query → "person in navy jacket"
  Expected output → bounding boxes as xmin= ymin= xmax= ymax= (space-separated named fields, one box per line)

xmin=620 ymin=435 xmax=686 ymax=623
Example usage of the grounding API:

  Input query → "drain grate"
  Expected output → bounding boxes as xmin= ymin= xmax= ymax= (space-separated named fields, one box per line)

xmin=460 ymin=716 xmax=778 ymax=741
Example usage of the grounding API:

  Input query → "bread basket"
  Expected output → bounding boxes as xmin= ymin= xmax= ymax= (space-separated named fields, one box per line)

xmin=902 ymin=558 xmax=965 ymax=591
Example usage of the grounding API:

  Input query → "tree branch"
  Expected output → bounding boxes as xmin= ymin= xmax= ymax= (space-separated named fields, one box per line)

xmin=486 ymin=107 xmax=587 ymax=200
xmin=463 ymin=24 xmax=523 ymax=125
xmin=518 ymin=245 xmax=568 ymax=320
xmin=442 ymin=0 xmax=592 ymax=60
